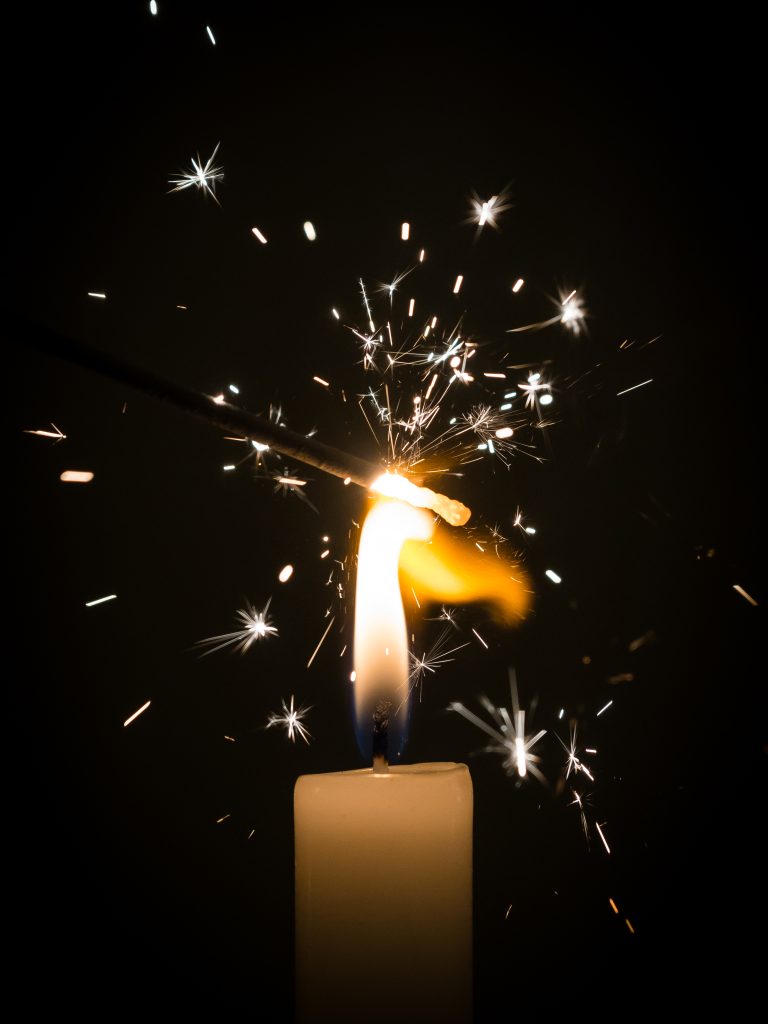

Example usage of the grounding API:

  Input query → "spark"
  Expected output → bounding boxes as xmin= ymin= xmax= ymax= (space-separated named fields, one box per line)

xmin=278 ymin=564 xmax=294 ymax=582
xmin=471 ymin=628 xmax=488 ymax=649
xmin=609 ymin=898 xmax=619 ymax=914
xmin=596 ymin=700 xmax=613 ymax=716
xmin=224 ymin=736 xmax=235 ymax=742
xmin=313 ymin=376 xmax=330 ymax=387
xmin=332 ymin=308 xmax=340 ymax=319
xmin=484 ymin=372 xmax=506 ymax=379
xmin=212 ymin=393 xmax=226 ymax=404
xmin=266 ymin=695 xmax=312 ymax=744
xmin=408 ymin=627 xmax=470 ymax=690
xmin=252 ymin=227 xmax=268 ymax=244
xmin=569 ymin=789 xmax=591 ymax=843
xmin=408 ymin=298 xmax=415 ymax=317
xmin=228 ymin=384 xmax=239 ymax=394
xmin=149 ymin=0 xmax=157 ymax=13
xmin=519 ymin=372 xmax=552 ymax=409
xmin=419 ymin=249 xmax=425 ymax=262
xmin=733 ymin=584 xmax=758 ymax=606
xmin=206 ymin=25 xmax=216 ymax=44
xmin=60 ymin=471 xmax=93 ymax=483
xmin=303 ymin=221 xmax=317 ymax=241
xmin=196 ymin=598 xmax=278 ymax=656
xmin=168 ymin=143 xmax=223 ymax=205
xmin=453 ymin=275 xmax=464 ymax=294
xmin=123 ymin=701 xmax=151 ymax=728
xmin=307 ymin=616 xmax=335 ymax=668
xmin=449 ymin=670 xmax=547 ymax=781
xmin=216 ymin=815 xmax=230 ymax=824
xmin=24 ymin=422 xmax=66 ymax=442
xmin=616 ymin=378 xmax=653 ymax=396
xmin=87 ymin=292 xmax=106 ymax=299
xmin=595 ymin=821 xmax=611 ymax=854
xmin=377 ymin=267 xmax=415 ymax=304
xmin=560 ymin=291 xmax=586 ymax=333
xmin=469 ymin=186 xmax=513 ymax=230
xmin=557 ymin=723 xmax=594 ymax=780
xmin=558 ymin=708 xmax=565 ymax=719
xmin=545 ymin=569 xmax=562 ymax=584
xmin=625 ymin=919 xmax=635 ymax=934
xmin=223 ymin=464 xmax=235 ymax=471
xmin=358 ymin=278 xmax=375 ymax=332
xmin=401 ymin=222 xmax=410 ymax=240
xmin=85 ymin=594 xmax=117 ymax=607
xmin=512 ymin=278 xmax=524 ymax=293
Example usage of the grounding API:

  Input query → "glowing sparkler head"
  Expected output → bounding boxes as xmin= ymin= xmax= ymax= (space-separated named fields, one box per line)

xmin=370 ymin=472 xmax=471 ymax=527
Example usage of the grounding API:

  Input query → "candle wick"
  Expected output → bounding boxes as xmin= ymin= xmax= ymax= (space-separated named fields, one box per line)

xmin=372 ymin=698 xmax=391 ymax=773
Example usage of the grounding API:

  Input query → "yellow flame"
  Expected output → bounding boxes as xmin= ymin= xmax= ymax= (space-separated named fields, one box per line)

xmin=399 ymin=523 xmax=531 ymax=624
xmin=353 ymin=500 xmax=434 ymax=732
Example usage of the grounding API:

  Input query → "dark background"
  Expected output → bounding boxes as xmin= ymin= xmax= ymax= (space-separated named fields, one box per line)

xmin=6 ymin=4 xmax=762 ymax=1017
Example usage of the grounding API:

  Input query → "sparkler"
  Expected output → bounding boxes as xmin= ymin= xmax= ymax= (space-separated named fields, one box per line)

xmin=14 ymin=317 xmax=472 ymax=526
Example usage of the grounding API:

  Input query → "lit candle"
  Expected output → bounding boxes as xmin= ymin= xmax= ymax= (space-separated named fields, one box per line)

xmin=295 ymin=500 xmax=473 ymax=1023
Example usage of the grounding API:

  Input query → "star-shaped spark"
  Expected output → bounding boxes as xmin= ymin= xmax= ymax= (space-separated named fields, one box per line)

xmin=557 ymin=723 xmax=595 ymax=781
xmin=270 ymin=467 xmax=318 ymax=511
xmin=195 ymin=598 xmax=277 ymax=656
xmin=449 ymin=669 xmax=547 ymax=782
xmin=168 ymin=143 xmax=224 ymax=205
xmin=266 ymin=695 xmax=312 ymax=744
xmin=559 ymin=289 xmax=586 ymax=334
xmin=519 ymin=372 xmax=551 ymax=410
xmin=409 ymin=627 xmax=470 ymax=693
xmin=376 ymin=266 xmax=415 ymax=305
xmin=468 ymin=185 xmax=513 ymax=231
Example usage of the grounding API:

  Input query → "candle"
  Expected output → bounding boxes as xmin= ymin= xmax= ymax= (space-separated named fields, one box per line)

xmin=294 ymin=499 xmax=473 ymax=1023
xmin=294 ymin=762 xmax=472 ymax=1024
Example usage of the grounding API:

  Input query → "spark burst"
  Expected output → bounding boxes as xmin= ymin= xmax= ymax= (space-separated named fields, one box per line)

xmin=408 ymin=627 xmax=470 ymax=695
xmin=449 ymin=670 xmax=547 ymax=782
xmin=168 ymin=143 xmax=224 ymax=205
xmin=196 ymin=598 xmax=277 ymax=656
xmin=266 ymin=695 xmax=312 ymax=744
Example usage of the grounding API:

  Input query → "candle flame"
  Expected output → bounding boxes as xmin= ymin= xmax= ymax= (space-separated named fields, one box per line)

xmin=353 ymin=499 xmax=434 ymax=761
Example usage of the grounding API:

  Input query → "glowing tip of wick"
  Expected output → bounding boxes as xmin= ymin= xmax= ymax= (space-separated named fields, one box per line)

xmin=370 ymin=472 xmax=471 ymax=527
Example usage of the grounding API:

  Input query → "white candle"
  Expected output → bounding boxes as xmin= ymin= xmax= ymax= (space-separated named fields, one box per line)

xmin=294 ymin=761 xmax=473 ymax=1023
xmin=295 ymin=497 xmax=473 ymax=1020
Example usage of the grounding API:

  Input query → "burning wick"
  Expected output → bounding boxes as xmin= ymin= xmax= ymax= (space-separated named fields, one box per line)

xmin=372 ymin=698 xmax=392 ymax=773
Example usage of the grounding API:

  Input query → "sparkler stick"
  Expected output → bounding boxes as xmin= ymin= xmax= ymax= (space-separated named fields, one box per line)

xmin=11 ymin=315 xmax=471 ymax=525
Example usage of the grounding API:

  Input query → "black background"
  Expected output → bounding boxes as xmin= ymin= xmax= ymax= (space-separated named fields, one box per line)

xmin=6 ymin=4 xmax=762 ymax=1018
